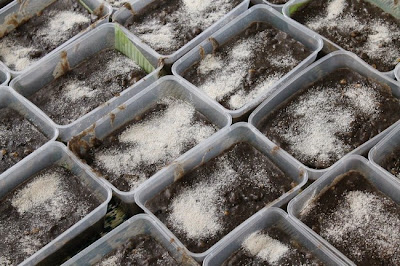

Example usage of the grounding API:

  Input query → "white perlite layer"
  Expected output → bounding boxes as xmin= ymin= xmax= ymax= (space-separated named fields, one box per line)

xmin=0 ymin=257 xmax=12 ymax=266
xmin=0 ymin=38 xmax=38 ymax=71
xmin=320 ymin=190 xmax=400 ymax=264
xmin=105 ymin=0 xmax=125 ymax=7
xmin=196 ymin=29 xmax=300 ymax=110
xmin=168 ymin=161 xmax=236 ymax=239
xmin=37 ymin=10 xmax=90 ymax=45
xmin=12 ymin=173 xmax=61 ymax=216
xmin=60 ymin=56 xmax=140 ymax=103
xmin=44 ymin=53 xmax=141 ymax=125
xmin=0 ymin=114 xmax=44 ymax=150
xmin=96 ymin=253 xmax=121 ymax=266
xmin=167 ymin=148 xmax=278 ymax=240
xmin=242 ymin=231 xmax=290 ymax=265
xmin=0 ymin=10 xmax=89 ymax=71
xmin=278 ymin=83 xmax=378 ymax=167
xmin=130 ymin=0 xmax=239 ymax=53
xmin=306 ymin=0 xmax=400 ymax=68
xmin=94 ymin=97 xmax=217 ymax=190
xmin=0 ymin=167 xmax=92 ymax=263
xmin=10 ymin=171 xmax=90 ymax=219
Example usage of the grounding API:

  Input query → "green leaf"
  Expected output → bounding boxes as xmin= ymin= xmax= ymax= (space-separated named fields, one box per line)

xmin=115 ymin=24 xmax=155 ymax=74
xmin=288 ymin=1 xmax=307 ymax=15
xmin=78 ymin=0 xmax=93 ymax=13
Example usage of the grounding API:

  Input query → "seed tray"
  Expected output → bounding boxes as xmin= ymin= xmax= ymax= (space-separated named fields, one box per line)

xmin=10 ymin=23 xmax=162 ymax=142
xmin=0 ymin=0 xmax=112 ymax=76
xmin=0 ymin=63 xmax=9 ymax=85
xmin=112 ymin=0 xmax=250 ymax=65
xmin=172 ymin=4 xmax=322 ymax=120
xmin=62 ymin=214 xmax=198 ymax=265
xmin=249 ymin=51 xmax=400 ymax=180
xmin=287 ymin=155 xmax=400 ymax=265
xmin=0 ymin=85 xmax=58 ymax=180
xmin=203 ymin=207 xmax=344 ymax=266
xmin=134 ymin=122 xmax=307 ymax=262
xmin=67 ymin=75 xmax=231 ymax=204
xmin=283 ymin=0 xmax=400 ymax=78
xmin=251 ymin=0 xmax=286 ymax=13
xmin=369 ymin=123 xmax=400 ymax=185
xmin=0 ymin=141 xmax=112 ymax=266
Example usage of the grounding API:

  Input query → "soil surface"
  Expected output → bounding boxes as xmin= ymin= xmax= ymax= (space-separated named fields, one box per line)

xmin=0 ymin=0 xmax=98 ymax=71
xmin=300 ymin=170 xmax=400 ymax=265
xmin=0 ymin=165 xmax=102 ymax=265
xmin=291 ymin=0 xmax=400 ymax=72
xmin=259 ymin=68 xmax=400 ymax=169
xmin=0 ymin=108 xmax=48 ymax=174
xmin=124 ymin=0 xmax=243 ymax=55
xmin=70 ymin=96 xmax=218 ymax=192
xmin=146 ymin=142 xmax=296 ymax=253
xmin=183 ymin=21 xmax=311 ymax=110
xmin=222 ymin=226 xmax=323 ymax=265
xmin=29 ymin=48 xmax=147 ymax=125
